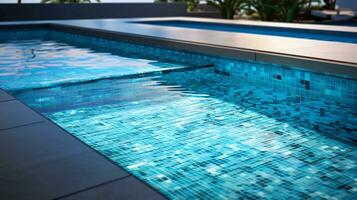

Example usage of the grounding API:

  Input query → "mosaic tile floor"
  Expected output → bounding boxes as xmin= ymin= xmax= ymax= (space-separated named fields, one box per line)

xmin=14 ymin=68 xmax=357 ymax=200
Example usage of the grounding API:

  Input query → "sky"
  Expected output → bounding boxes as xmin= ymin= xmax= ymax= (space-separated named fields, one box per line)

xmin=0 ymin=0 xmax=155 ymax=3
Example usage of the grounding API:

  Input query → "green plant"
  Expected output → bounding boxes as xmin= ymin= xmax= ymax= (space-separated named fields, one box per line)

xmin=306 ymin=0 xmax=325 ymax=10
xmin=322 ymin=0 xmax=336 ymax=10
xmin=249 ymin=0 xmax=278 ymax=21
xmin=280 ymin=0 xmax=309 ymax=22
xmin=249 ymin=0 xmax=309 ymax=22
xmin=41 ymin=0 xmax=100 ymax=3
xmin=155 ymin=0 xmax=200 ymax=12
xmin=206 ymin=0 xmax=247 ymax=19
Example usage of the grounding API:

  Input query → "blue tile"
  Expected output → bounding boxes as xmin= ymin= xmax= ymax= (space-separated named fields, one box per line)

xmin=1 ymin=29 xmax=356 ymax=200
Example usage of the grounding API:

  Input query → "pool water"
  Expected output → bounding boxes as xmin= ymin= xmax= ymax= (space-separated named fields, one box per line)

xmin=137 ymin=20 xmax=357 ymax=44
xmin=1 ymin=34 xmax=356 ymax=200
xmin=13 ymin=68 xmax=357 ymax=199
xmin=0 ymin=39 xmax=192 ymax=91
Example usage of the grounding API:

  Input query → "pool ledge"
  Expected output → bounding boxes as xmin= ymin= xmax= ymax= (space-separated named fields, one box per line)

xmin=0 ymin=17 xmax=357 ymax=78
xmin=0 ymin=89 xmax=167 ymax=200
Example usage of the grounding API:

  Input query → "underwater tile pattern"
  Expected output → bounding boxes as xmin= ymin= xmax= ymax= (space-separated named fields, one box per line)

xmin=1 ymin=30 xmax=357 ymax=199
xmin=0 ymin=39 xmax=197 ymax=91
xmin=214 ymin=59 xmax=357 ymax=104
xmin=0 ymin=30 xmax=355 ymax=100
xmin=14 ymin=68 xmax=357 ymax=200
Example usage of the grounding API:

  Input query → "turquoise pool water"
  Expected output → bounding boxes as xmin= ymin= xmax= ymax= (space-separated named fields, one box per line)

xmin=14 ymin=68 xmax=357 ymax=199
xmin=136 ymin=20 xmax=357 ymax=44
xmin=0 ymin=39 xmax=192 ymax=91
xmin=1 ymin=31 xmax=356 ymax=200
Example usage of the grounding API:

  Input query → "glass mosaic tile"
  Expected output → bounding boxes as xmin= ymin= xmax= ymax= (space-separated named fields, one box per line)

xmin=1 ymin=29 xmax=356 ymax=200
xmin=14 ymin=68 xmax=357 ymax=200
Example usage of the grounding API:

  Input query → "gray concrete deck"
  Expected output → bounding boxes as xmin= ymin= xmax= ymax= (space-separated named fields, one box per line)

xmin=0 ymin=89 xmax=167 ymax=200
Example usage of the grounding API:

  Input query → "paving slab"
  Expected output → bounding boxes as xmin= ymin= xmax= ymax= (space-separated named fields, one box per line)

xmin=0 ymin=89 xmax=14 ymax=102
xmin=0 ymin=150 xmax=128 ymax=200
xmin=0 ymin=121 xmax=90 ymax=172
xmin=280 ymin=43 xmax=357 ymax=64
xmin=59 ymin=176 xmax=167 ymax=200
xmin=0 ymin=90 xmax=166 ymax=200
xmin=0 ymin=100 xmax=44 ymax=130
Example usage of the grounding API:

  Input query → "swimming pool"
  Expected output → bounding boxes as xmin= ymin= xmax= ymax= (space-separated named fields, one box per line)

xmin=136 ymin=20 xmax=357 ymax=44
xmin=1 ymin=30 xmax=356 ymax=199
xmin=0 ymin=30 xmax=210 ymax=92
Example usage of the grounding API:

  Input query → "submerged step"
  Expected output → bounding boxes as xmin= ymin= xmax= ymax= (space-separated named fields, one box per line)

xmin=0 ymin=38 xmax=212 ymax=92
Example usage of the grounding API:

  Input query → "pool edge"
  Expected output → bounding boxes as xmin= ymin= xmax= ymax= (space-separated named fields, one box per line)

xmin=48 ymin=23 xmax=357 ymax=79
xmin=0 ymin=88 xmax=169 ymax=200
xmin=0 ymin=22 xmax=356 ymax=79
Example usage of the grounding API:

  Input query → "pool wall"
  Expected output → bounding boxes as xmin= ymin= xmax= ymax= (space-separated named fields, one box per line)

xmin=2 ymin=28 xmax=356 ymax=143
xmin=38 ymin=29 xmax=357 ymax=143
xmin=47 ymin=23 xmax=357 ymax=79
xmin=62 ymin=29 xmax=356 ymax=103
xmin=1 ymin=28 xmax=355 ymax=106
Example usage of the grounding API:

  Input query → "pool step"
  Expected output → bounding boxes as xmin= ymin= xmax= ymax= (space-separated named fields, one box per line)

xmin=10 ymin=63 xmax=214 ymax=94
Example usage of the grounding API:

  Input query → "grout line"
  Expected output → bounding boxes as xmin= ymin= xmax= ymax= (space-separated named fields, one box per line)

xmin=53 ymin=175 xmax=132 ymax=200
xmin=0 ymin=121 xmax=45 ymax=132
